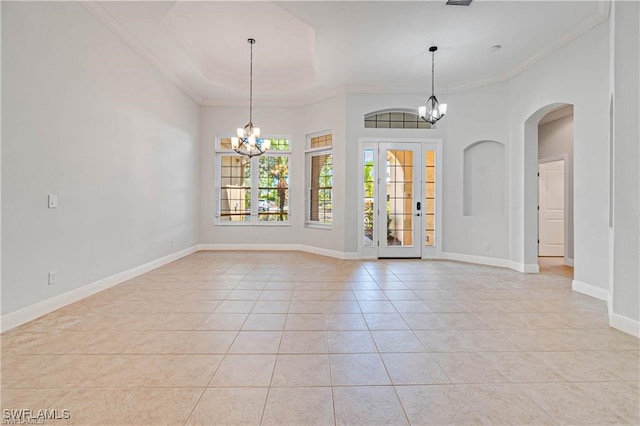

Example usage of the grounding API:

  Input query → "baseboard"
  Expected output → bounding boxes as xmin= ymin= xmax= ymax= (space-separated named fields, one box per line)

xmin=197 ymin=244 xmax=359 ymax=260
xmin=0 ymin=245 xmax=199 ymax=332
xmin=610 ymin=313 xmax=640 ymax=338
xmin=572 ymin=279 xmax=609 ymax=301
xmin=564 ymin=257 xmax=574 ymax=267
xmin=441 ymin=252 xmax=538 ymax=273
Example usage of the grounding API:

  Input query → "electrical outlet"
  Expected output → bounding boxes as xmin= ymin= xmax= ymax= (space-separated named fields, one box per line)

xmin=483 ymin=242 xmax=491 ymax=251
xmin=48 ymin=271 xmax=57 ymax=285
xmin=48 ymin=194 xmax=58 ymax=209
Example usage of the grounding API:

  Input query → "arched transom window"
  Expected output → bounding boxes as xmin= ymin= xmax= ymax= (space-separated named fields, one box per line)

xmin=364 ymin=110 xmax=433 ymax=129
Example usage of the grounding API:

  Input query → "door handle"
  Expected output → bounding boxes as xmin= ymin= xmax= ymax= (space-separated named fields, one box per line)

xmin=416 ymin=201 xmax=421 ymax=211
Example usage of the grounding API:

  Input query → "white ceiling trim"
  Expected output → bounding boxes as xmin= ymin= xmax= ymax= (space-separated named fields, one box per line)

xmin=448 ymin=0 xmax=610 ymax=93
xmin=82 ymin=0 xmax=610 ymax=107
xmin=80 ymin=1 xmax=204 ymax=105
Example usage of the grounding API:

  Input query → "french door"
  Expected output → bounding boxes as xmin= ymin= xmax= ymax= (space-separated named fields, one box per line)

xmin=362 ymin=140 xmax=441 ymax=259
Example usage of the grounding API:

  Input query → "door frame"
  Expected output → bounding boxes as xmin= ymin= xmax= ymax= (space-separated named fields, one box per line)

xmin=358 ymin=138 xmax=443 ymax=259
xmin=538 ymin=154 xmax=570 ymax=262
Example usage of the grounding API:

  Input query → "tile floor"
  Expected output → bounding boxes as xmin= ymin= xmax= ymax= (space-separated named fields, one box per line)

xmin=1 ymin=252 xmax=638 ymax=425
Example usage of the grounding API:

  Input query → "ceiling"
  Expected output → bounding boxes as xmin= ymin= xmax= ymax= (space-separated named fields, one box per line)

xmin=84 ymin=1 xmax=609 ymax=106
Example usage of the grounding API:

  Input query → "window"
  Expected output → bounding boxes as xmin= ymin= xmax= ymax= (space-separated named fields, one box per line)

xmin=216 ymin=137 xmax=290 ymax=224
xmin=306 ymin=133 xmax=333 ymax=226
xmin=364 ymin=110 xmax=433 ymax=129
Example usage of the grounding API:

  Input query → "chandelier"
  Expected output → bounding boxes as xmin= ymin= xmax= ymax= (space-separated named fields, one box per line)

xmin=418 ymin=46 xmax=447 ymax=125
xmin=231 ymin=38 xmax=270 ymax=157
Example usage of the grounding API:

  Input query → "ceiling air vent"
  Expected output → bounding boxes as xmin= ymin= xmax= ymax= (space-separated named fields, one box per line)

xmin=446 ymin=0 xmax=473 ymax=6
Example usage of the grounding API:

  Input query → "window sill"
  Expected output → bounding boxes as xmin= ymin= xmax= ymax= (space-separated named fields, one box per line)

xmin=305 ymin=223 xmax=332 ymax=230
xmin=215 ymin=220 xmax=291 ymax=227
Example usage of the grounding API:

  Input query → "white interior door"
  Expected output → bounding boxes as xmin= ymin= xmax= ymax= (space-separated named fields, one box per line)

xmin=377 ymin=143 xmax=422 ymax=258
xmin=538 ymin=159 xmax=565 ymax=256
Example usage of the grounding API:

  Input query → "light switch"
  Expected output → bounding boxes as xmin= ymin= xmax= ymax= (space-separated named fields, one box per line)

xmin=48 ymin=194 xmax=58 ymax=209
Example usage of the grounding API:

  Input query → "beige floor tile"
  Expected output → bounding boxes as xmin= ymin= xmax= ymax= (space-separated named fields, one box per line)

xmin=241 ymin=314 xmax=287 ymax=330
xmin=251 ymin=300 xmax=290 ymax=314
xmin=391 ymin=300 xmax=432 ymax=314
xmin=226 ymin=290 xmax=262 ymax=301
xmin=111 ymin=388 xmax=203 ymax=425
xmin=279 ymin=331 xmax=328 ymax=353
xmin=574 ymin=382 xmax=640 ymax=424
xmin=520 ymin=383 xmax=630 ymax=425
xmin=371 ymin=330 xmax=427 ymax=352
xmin=330 ymin=354 xmax=391 ymax=385
xmin=258 ymin=290 xmax=293 ymax=301
xmin=581 ymin=350 xmax=640 ymax=382
xmin=228 ymin=331 xmax=282 ymax=354
xmin=84 ymin=355 xmax=168 ymax=388
xmin=271 ymin=354 xmax=331 ymax=386
xmin=285 ymin=313 xmax=327 ymax=330
xmin=431 ymin=352 xmax=508 ymax=384
xmin=56 ymin=388 xmax=137 ymax=425
xmin=144 ymin=354 xmax=224 ymax=387
xmin=183 ymin=330 xmax=238 ymax=354
xmin=3 ymin=253 xmax=637 ymax=425
xmin=214 ymin=301 xmax=255 ymax=314
xmin=326 ymin=314 xmax=368 ymax=330
xmin=535 ymin=351 xmax=627 ymax=382
xmin=262 ymin=387 xmax=334 ymax=425
xmin=198 ymin=313 xmax=248 ymax=330
xmin=209 ymin=355 xmax=276 ymax=387
xmin=323 ymin=300 xmax=362 ymax=314
xmin=395 ymin=384 xmax=485 ymax=425
xmin=383 ymin=290 xmax=419 ymax=301
xmin=185 ymin=387 xmax=268 ymax=425
xmin=123 ymin=331 xmax=191 ymax=354
xmin=328 ymin=331 xmax=377 ymax=353
xmin=288 ymin=300 xmax=326 ymax=314
xmin=1 ymin=355 xmax=57 ymax=389
xmin=333 ymin=386 xmax=409 ymax=425
xmin=364 ymin=313 xmax=409 ymax=330
xmin=480 ymin=352 xmax=566 ymax=383
xmin=422 ymin=299 xmax=470 ymax=313
xmin=382 ymin=353 xmax=450 ymax=385
xmin=357 ymin=300 xmax=397 ymax=313
xmin=1 ymin=388 xmax=69 ymax=411
xmin=458 ymin=384 xmax=556 ymax=424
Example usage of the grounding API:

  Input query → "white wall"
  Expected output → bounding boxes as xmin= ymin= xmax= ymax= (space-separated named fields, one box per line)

xmin=444 ymin=83 xmax=510 ymax=261
xmin=508 ymin=21 xmax=611 ymax=287
xmin=1 ymin=2 xmax=200 ymax=315
xmin=538 ymin=111 xmax=575 ymax=261
xmin=611 ymin=0 xmax=639 ymax=327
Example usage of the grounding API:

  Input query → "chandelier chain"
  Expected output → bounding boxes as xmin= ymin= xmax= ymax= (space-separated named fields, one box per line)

xmin=431 ymin=49 xmax=435 ymax=98
xmin=249 ymin=39 xmax=253 ymax=125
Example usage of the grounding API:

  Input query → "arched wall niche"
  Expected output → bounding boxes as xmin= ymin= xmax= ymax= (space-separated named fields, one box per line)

xmin=463 ymin=140 xmax=506 ymax=217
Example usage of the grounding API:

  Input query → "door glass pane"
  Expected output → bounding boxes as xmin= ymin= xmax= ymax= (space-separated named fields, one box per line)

xmin=258 ymin=156 xmax=289 ymax=221
xmin=425 ymin=150 xmax=436 ymax=246
xmin=386 ymin=150 xmax=413 ymax=247
xmin=363 ymin=149 xmax=375 ymax=247
xmin=220 ymin=155 xmax=251 ymax=221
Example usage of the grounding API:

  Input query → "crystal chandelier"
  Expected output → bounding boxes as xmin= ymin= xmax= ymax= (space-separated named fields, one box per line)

xmin=419 ymin=46 xmax=447 ymax=125
xmin=231 ymin=38 xmax=270 ymax=157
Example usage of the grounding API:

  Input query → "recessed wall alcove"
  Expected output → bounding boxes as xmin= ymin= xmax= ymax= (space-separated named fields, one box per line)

xmin=463 ymin=140 xmax=506 ymax=217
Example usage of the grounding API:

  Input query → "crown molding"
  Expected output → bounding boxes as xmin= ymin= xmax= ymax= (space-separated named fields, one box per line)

xmin=80 ymin=0 xmax=610 ymax=107
xmin=448 ymin=0 xmax=610 ymax=93
xmin=79 ymin=1 xmax=204 ymax=105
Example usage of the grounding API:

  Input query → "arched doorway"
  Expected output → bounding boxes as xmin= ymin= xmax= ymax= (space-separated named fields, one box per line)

xmin=524 ymin=103 xmax=575 ymax=276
